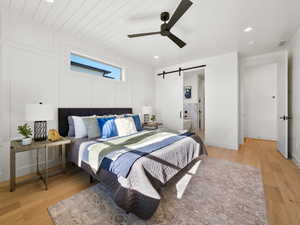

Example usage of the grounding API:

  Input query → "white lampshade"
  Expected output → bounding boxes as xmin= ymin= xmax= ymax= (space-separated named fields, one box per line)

xmin=142 ymin=106 xmax=153 ymax=115
xmin=26 ymin=103 xmax=54 ymax=121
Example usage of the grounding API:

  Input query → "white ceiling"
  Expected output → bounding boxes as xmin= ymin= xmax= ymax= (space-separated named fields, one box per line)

xmin=1 ymin=0 xmax=300 ymax=68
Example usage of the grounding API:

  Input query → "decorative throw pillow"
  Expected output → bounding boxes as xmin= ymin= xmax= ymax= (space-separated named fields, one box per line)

xmin=114 ymin=117 xmax=137 ymax=137
xmin=125 ymin=114 xmax=143 ymax=131
xmin=97 ymin=117 xmax=118 ymax=139
xmin=73 ymin=115 xmax=96 ymax=138
xmin=82 ymin=117 xmax=101 ymax=139
xmin=67 ymin=116 xmax=75 ymax=137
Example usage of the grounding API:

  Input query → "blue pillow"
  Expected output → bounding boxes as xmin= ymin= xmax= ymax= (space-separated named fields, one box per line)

xmin=97 ymin=117 xmax=118 ymax=138
xmin=125 ymin=114 xmax=143 ymax=131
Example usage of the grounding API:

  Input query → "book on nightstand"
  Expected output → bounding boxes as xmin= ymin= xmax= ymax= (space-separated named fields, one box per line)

xmin=142 ymin=122 xmax=163 ymax=130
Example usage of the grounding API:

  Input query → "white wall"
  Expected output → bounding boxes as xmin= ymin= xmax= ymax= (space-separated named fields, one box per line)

xmin=243 ymin=64 xmax=278 ymax=140
xmin=288 ymin=27 xmax=300 ymax=166
xmin=0 ymin=12 xmax=155 ymax=181
xmin=156 ymin=52 xmax=239 ymax=150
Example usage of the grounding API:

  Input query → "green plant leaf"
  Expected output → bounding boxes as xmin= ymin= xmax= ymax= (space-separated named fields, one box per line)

xmin=17 ymin=123 xmax=32 ymax=138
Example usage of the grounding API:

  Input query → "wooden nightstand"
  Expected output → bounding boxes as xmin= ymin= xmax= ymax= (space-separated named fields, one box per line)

xmin=142 ymin=122 xmax=163 ymax=130
xmin=10 ymin=138 xmax=71 ymax=192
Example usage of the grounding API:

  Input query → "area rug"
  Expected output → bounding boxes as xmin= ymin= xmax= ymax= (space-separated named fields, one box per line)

xmin=48 ymin=158 xmax=268 ymax=225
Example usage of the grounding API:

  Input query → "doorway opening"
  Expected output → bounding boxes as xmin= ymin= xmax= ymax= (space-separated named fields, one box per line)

xmin=241 ymin=51 xmax=288 ymax=159
xmin=243 ymin=63 xmax=278 ymax=141
xmin=183 ymin=69 xmax=205 ymax=139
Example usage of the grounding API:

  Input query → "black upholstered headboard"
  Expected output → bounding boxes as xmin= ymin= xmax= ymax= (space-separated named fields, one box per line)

xmin=58 ymin=108 xmax=132 ymax=137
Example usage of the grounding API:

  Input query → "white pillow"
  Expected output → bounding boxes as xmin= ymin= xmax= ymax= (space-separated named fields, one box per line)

xmin=73 ymin=115 xmax=95 ymax=138
xmin=115 ymin=117 xmax=137 ymax=137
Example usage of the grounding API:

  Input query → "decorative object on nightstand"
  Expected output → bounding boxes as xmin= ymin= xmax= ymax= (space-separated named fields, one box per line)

xmin=26 ymin=102 xmax=54 ymax=141
xmin=48 ymin=129 xmax=62 ymax=142
xmin=150 ymin=115 xmax=156 ymax=123
xmin=10 ymin=138 xmax=71 ymax=192
xmin=143 ymin=122 xmax=163 ymax=130
xmin=142 ymin=106 xmax=152 ymax=123
xmin=17 ymin=123 xmax=33 ymax=145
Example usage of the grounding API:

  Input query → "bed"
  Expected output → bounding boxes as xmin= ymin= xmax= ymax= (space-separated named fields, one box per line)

xmin=58 ymin=108 xmax=207 ymax=219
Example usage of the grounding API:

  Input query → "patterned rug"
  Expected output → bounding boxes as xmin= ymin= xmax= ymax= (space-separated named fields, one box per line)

xmin=48 ymin=158 xmax=268 ymax=225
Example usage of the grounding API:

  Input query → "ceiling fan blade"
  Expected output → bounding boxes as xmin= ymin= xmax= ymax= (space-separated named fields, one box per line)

xmin=128 ymin=32 xmax=161 ymax=38
xmin=167 ymin=0 xmax=193 ymax=30
xmin=167 ymin=32 xmax=186 ymax=48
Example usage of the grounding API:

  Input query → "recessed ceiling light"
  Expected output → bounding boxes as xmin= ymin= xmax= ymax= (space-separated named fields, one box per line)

xmin=248 ymin=41 xmax=255 ymax=45
xmin=244 ymin=27 xmax=253 ymax=33
xmin=154 ymin=56 xmax=159 ymax=59
xmin=45 ymin=0 xmax=54 ymax=3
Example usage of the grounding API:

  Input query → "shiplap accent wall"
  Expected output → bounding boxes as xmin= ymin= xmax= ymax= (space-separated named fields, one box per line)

xmin=0 ymin=11 xmax=155 ymax=181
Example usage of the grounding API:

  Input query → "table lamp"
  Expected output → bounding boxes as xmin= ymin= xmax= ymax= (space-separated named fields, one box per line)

xmin=26 ymin=103 xmax=54 ymax=141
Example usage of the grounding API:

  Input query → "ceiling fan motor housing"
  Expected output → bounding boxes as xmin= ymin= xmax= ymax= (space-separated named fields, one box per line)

xmin=160 ymin=12 xmax=170 ymax=22
xmin=161 ymin=23 xmax=169 ymax=36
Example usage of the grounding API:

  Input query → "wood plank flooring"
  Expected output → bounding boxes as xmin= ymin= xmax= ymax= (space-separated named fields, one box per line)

xmin=0 ymin=138 xmax=299 ymax=225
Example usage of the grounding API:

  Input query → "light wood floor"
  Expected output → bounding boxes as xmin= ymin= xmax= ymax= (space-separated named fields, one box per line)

xmin=0 ymin=139 xmax=300 ymax=225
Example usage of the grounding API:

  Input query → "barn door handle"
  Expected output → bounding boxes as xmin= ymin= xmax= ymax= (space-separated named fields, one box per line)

xmin=180 ymin=111 xmax=182 ymax=118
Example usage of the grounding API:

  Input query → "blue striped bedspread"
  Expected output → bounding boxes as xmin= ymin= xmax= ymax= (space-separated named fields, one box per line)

xmin=80 ymin=130 xmax=192 ymax=178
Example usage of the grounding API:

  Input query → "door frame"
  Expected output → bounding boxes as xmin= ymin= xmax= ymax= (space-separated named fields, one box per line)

xmin=240 ymin=51 xmax=289 ymax=158
xmin=182 ymin=68 xmax=206 ymax=133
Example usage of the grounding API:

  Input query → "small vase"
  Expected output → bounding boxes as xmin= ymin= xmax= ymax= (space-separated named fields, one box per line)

xmin=22 ymin=137 xmax=32 ymax=145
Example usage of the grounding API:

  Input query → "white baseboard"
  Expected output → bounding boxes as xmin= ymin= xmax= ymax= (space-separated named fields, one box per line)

xmin=292 ymin=156 xmax=300 ymax=168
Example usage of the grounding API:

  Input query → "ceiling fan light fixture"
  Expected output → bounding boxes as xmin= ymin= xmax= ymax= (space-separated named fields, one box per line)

xmin=154 ymin=56 xmax=159 ymax=59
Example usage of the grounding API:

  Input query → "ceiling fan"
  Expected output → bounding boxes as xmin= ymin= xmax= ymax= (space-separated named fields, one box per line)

xmin=127 ymin=0 xmax=193 ymax=48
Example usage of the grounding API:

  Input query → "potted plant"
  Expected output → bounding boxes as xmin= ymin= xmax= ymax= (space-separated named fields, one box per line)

xmin=150 ymin=115 xmax=156 ymax=123
xmin=17 ymin=123 xmax=33 ymax=145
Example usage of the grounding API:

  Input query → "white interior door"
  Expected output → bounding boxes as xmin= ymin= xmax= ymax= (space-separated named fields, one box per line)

xmin=277 ymin=51 xmax=289 ymax=158
xmin=156 ymin=73 xmax=183 ymax=131
xmin=243 ymin=64 xmax=278 ymax=141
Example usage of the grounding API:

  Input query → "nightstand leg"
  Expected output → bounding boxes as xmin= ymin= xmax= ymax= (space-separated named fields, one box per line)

xmin=61 ymin=144 xmax=66 ymax=172
xmin=10 ymin=148 xmax=16 ymax=192
xmin=45 ymin=146 xmax=48 ymax=190
xmin=36 ymin=149 xmax=39 ymax=174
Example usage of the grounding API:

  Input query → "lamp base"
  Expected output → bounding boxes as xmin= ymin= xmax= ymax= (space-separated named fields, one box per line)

xmin=34 ymin=121 xmax=47 ymax=141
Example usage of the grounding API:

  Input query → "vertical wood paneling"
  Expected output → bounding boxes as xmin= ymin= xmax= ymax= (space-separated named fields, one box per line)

xmin=0 ymin=0 xmax=10 ymax=8
xmin=43 ymin=0 xmax=71 ymax=27
xmin=49 ymin=0 xmax=85 ymax=29
xmin=58 ymin=0 xmax=99 ymax=33
xmin=70 ymin=0 xmax=113 ymax=36
xmin=10 ymin=0 xmax=25 ymax=14
xmin=34 ymin=0 xmax=54 ymax=22
xmin=22 ymin=0 xmax=41 ymax=18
